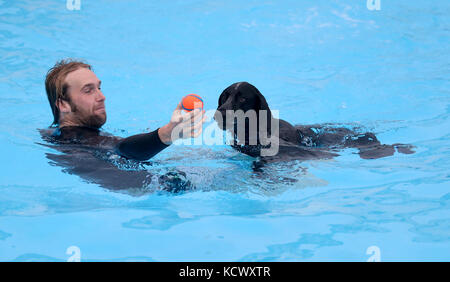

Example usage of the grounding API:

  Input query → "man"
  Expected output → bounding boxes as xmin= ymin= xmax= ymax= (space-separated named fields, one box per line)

xmin=40 ymin=59 xmax=205 ymax=193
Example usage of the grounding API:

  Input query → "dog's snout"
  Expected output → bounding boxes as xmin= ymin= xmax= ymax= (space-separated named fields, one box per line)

xmin=217 ymin=99 xmax=233 ymax=113
xmin=213 ymin=110 xmax=220 ymax=121
xmin=213 ymin=109 xmax=226 ymax=121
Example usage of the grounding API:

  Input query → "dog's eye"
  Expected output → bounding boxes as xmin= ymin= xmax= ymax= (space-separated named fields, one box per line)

xmin=239 ymin=97 xmax=246 ymax=103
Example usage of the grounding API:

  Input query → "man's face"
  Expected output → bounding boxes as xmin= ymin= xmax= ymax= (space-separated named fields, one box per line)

xmin=63 ymin=68 xmax=106 ymax=128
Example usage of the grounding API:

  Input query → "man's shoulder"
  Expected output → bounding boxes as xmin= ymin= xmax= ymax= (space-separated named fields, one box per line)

xmin=38 ymin=127 xmax=59 ymax=142
xmin=38 ymin=127 xmax=56 ymax=134
xmin=38 ymin=126 xmax=120 ymax=147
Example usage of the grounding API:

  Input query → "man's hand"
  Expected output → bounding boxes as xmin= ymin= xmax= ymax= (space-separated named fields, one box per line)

xmin=158 ymin=102 xmax=206 ymax=145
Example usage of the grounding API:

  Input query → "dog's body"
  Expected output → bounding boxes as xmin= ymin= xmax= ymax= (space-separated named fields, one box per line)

xmin=215 ymin=82 xmax=415 ymax=163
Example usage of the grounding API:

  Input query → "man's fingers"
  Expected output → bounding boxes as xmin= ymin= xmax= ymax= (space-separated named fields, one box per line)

xmin=173 ymin=102 xmax=183 ymax=115
xmin=191 ymin=110 xmax=205 ymax=124
xmin=180 ymin=113 xmax=205 ymax=136
xmin=181 ymin=117 xmax=204 ymax=132
xmin=169 ymin=102 xmax=184 ymax=123
xmin=191 ymin=117 xmax=205 ymax=131
xmin=172 ymin=113 xmax=183 ymax=123
xmin=190 ymin=114 xmax=207 ymax=127
xmin=191 ymin=126 xmax=203 ymax=138
xmin=168 ymin=102 xmax=205 ymax=141
xmin=190 ymin=115 xmax=206 ymax=136
xmin=183 ymin=108 xmax=201 ymax=121
xmin=172 ymin=108 xmax=206 ymax=139
xmin=180 ymin=110 xmax=205 ymax=127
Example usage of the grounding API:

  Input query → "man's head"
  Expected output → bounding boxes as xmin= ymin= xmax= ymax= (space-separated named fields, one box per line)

xmin=45 ymin=59 xmax=106 ymax=128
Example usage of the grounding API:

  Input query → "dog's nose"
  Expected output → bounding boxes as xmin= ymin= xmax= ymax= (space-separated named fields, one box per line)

xmin=213 ymin=110 xmax=223 ymax=121
xmin=213 ymin=110 xmax=228 ymax=130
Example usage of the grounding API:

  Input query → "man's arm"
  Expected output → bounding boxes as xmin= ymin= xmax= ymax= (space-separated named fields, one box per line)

xmin=115 ymin=128 xmax=170 ymax=161
xmin=115 ymin=103 xmax=205 ymax=161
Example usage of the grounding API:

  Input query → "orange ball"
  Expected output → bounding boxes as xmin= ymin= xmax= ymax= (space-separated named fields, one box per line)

xmin=182 ymin=94 xmax=203 ymax=112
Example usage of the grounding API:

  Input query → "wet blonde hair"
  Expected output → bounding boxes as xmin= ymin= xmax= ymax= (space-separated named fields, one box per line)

xmin=45 ymin=59 xmax=92 ymax=125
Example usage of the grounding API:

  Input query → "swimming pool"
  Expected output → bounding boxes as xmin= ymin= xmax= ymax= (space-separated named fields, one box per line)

xmin=0 ymin=0 xmax=449 ymax=261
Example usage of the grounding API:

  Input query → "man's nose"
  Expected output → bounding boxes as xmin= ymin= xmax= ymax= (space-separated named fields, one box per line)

xmin=96 ymin=89 xmax=106 ymax=102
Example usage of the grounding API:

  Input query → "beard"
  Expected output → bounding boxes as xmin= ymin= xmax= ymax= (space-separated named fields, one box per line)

xmin=69 ymin=102 xmax=106 ymax=129
xmin=84 ymin=113 xmax=106 ymax=129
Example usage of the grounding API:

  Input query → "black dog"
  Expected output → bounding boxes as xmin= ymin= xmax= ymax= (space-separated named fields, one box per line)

xmin=214 ymin=82 xmax=415 ymax=163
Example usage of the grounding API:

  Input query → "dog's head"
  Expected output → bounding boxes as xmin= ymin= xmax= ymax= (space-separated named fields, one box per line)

xmin=215 ymin=81 xmax=272 ymax=127
xmin=214 ymin=82 xmax=273 ymax=149
xmin=216 ymin=82 xmax=271 ymax=115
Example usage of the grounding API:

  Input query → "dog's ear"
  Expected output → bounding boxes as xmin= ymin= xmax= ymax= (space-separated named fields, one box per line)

xmin=248 ymin=84 xmax=273 ymax=137
xmin=253 ymin=86 xmax=272 ymax=119
xmin=256 ymin=91 xmax=269 ymax=111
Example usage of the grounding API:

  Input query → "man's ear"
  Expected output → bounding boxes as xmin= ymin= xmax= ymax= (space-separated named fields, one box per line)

xmin=56 ymin=98 xmax=71 ymax=114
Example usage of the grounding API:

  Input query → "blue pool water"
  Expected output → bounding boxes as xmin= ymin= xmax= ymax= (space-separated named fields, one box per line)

xmin=0 ymin=0 xmax=449 ymax=261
